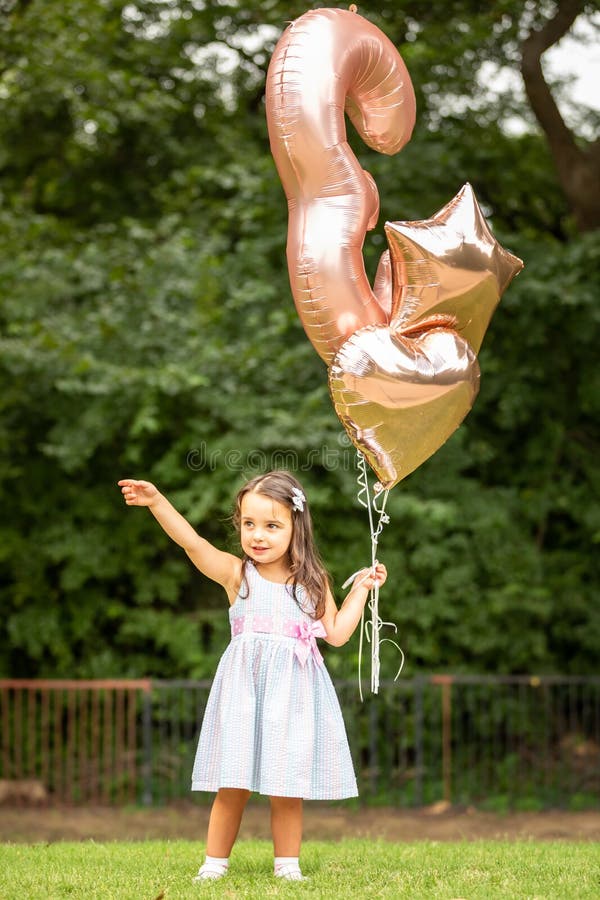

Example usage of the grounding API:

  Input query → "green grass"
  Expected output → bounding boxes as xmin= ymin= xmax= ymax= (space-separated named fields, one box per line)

xmin=1 ymin=839 xmax=599 ymax=899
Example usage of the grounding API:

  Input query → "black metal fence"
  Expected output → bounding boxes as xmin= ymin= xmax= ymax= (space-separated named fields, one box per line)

xmin=1 ymin=676 xmax=599 ymax=809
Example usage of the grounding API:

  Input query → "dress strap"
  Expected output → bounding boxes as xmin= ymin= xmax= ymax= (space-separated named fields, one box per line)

xmin=240 ymin=559 xmax=260 ymax=595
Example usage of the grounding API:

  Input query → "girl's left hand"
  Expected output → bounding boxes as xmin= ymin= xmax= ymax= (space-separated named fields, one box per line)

xmin=354 ymin=562 xmax=387 ymax=591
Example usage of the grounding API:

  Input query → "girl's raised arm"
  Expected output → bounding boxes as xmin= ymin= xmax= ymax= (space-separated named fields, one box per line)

xmin=118 ymin=479 xmax=241 ymax=591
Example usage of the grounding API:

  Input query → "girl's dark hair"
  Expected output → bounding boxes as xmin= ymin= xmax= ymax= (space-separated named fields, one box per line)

xmin=233 ymin=471 xmax=330 ymax=620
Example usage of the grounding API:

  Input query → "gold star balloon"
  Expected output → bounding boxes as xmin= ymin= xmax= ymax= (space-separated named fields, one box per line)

xmin=329 ymin=184 xmax=523 ymax=489
xmin=385 ymin=182 xmax=524 ymax=354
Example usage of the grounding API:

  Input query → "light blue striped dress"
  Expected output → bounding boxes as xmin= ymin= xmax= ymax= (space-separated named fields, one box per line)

xmin=191 ymin=561 xmax=358 ymax=799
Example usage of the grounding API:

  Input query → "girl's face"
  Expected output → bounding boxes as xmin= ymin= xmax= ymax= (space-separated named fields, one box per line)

xmin=240 ymin=491 xmax=293 ymax=568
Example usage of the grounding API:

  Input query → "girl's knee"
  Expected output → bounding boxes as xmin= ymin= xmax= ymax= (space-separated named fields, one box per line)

xmin=269 ymin=795 xmax=302 ymax=807
xmin=217 ymin=787 xmax=251 ymax=805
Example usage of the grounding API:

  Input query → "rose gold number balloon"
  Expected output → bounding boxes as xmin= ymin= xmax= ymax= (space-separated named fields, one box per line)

xmin=265 ymin=7 xmax=416 ymax=364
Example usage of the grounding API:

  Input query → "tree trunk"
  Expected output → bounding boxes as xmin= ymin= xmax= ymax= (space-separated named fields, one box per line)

xmin=521 ymin=0 xmax=600 ymax=232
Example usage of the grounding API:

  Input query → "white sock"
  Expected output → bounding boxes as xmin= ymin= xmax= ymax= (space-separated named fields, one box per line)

xmin=204 ymin=855 xmax=229 ymax=869
xmin=274 ymin=855 xmax=301 ymax=873
xmin=192 ymin=855 xmax=229 ymax=881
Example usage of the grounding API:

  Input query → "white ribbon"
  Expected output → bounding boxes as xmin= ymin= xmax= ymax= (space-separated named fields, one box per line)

xmin=346 ymin=452 xmax=405 ymax=700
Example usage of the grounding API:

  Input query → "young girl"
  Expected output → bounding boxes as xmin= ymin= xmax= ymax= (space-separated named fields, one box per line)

xmin=118 ymin=470 xmax=386 ymax=882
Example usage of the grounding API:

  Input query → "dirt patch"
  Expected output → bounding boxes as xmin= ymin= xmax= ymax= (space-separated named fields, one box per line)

xmin=1 ymin=803 xmax=600 ymax=843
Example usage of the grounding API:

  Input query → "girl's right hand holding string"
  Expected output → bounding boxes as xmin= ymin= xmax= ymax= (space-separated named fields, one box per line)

xmin=342 ymin=562 xmax=387 ymax=591
xmin=353 ymin=562 xmax=387 ymax=591
xmin=118 ymin=479 xmax=159 ymax=507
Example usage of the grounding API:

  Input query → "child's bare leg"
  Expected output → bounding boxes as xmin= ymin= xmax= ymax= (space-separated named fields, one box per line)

xmin=206 ymin=787 xmax=251 ymax=857
xmin=269 ymin=795 xmax=303 ymax=856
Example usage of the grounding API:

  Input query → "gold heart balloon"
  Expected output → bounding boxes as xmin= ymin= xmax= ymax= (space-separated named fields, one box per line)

xmin=329 ymin=324 xmax=480 ymax=490
xmin=266 ymin=8 xmax=523 ymax=490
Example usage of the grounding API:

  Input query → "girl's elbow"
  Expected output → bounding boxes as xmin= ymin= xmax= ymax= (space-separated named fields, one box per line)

xmin=327 ymin=632 xmax=349 ymax=648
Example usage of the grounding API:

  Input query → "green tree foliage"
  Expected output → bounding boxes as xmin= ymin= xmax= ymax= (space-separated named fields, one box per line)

xmin=0 ymin=0 xmax=598 ymax=679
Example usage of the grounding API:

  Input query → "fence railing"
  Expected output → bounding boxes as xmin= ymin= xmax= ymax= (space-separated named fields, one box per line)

xmin=1 ymin=676 xmax=599 ymax=809
xmin=0 ymin=679 xmax=151 ymax=804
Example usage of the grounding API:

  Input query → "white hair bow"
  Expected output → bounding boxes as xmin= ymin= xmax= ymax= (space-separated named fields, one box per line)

xmin=291 ymin=487 xmax=306 ymax=512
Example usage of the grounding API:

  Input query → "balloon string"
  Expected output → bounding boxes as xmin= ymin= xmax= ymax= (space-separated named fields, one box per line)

xmin=351 ymin=452 xmax=403 ymax=698
xmin=357 ymin=607 xmax=365 ymax=703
